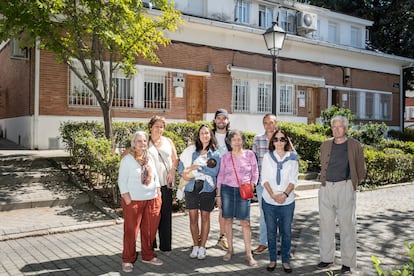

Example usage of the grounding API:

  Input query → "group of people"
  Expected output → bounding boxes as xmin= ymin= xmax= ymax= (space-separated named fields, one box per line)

xmin=117 ymin=109 xmax=366 ymax=276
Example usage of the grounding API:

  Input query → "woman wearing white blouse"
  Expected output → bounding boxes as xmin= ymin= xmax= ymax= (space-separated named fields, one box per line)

xmin=118 ymin=131 xmax=163 ymax=272
xmin=260 ymin=130 xmax=299 ymax=274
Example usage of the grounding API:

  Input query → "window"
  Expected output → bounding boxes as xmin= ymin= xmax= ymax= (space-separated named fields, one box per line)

xmin=113 ymin=78 xmax=133 ymax=107
xmin=232 ymin=78 xmax=294 ymax=114
xmin=350 ymin=26 xmax=361 ymax=47
xmin=327 ymin=22 xmax=339 ymax=43
xmin=143 ymin=70 xmax=169 ymax=109
xmin=348 ymin=90 xmax=392 ymax=120
xmin=257 ymin=82 xmax=272 ymax=113
xmin=10 ymin=38 xmax=28 ymax=59
xmin=69 ymin=63 xmax=174 ymax=109
xmin=70 ymin=72 xmax=95 ymax=106
xmin=310 ymin=19 xmax=320 ymax=39
xmin=259 ymin=5 xmax=273 ymax=28
xmin=406 ymin=106 xmax=414 ymax=119
xmin=235 ymin=0 xmax=250 ymax=24
xmin=278 ymin=9 xmax=296 ymax=34
xmin=279 ymin=84 xmax=294 ymax=114
xmin=232 ymin=79 xmax=249 ymax=112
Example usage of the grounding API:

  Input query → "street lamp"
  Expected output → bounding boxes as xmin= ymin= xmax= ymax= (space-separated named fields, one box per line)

xmin=263 ymin=22 xmax=286 ymax=115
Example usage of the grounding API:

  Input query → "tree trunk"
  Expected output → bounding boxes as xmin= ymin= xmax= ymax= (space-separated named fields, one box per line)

xmin=101 ymin=103 xmax=115 ymax=151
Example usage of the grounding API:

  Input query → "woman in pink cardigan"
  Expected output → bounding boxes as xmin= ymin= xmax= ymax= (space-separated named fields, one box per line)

xmin=216 ymin=130 xmax=259 ymax=267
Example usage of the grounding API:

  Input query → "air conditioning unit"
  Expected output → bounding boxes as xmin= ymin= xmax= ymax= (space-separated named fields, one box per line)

xmin=297 ymin=12 xmax=317 ymax=34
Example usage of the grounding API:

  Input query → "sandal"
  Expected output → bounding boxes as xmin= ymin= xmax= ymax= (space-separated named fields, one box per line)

xmin=266 ymin=262 xmax=277 ymax=272
xmin=282 ymin=263 xmax=293 ymax=274
xmin=223 ymin=251 xmax=232 ymax=261
xmin=122 ymin=262 xmax=133 ymax=273
xmin=246 ymin=255 xmax=258 ymax=267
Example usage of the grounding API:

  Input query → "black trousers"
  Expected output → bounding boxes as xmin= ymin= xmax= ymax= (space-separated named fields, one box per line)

xmin=153 ymin=186 xmax=173 ymax=251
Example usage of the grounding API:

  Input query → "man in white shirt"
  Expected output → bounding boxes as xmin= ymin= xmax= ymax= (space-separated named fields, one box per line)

xmin=213 ymin=108 xmax=231 ymax=250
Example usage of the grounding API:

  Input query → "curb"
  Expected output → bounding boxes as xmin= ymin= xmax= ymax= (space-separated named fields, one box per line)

xmin=0 ymin=220 xmax=117 ymax=241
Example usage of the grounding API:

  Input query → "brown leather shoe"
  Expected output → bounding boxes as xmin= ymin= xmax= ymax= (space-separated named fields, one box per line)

xmin=252 ymin=245 xmax=268 ymax=254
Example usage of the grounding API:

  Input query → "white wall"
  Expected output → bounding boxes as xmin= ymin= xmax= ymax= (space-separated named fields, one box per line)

xmin=6 ymin=116 xmax=187 ymax=150
xmin=0 ymin=116 xmax=32 ymax=148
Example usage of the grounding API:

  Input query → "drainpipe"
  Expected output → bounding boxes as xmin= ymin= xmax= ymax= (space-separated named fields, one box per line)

xmin=32 ymin=38 xmax=40 ymax=149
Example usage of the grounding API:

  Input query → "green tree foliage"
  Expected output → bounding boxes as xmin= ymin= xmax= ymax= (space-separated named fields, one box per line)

xmin=320 ymin=106 xmax=356 ymax=129
xmin=0 ymin=0 xmax=182 ymax=142
xmin=308 ymin=0 xmax=414 ymax=59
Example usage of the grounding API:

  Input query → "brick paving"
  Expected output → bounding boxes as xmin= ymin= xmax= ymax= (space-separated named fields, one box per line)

xmin=0 ymin=183 xmax=413 ymax=275
xmin=0 ymin=141 xmax=413 ymax=275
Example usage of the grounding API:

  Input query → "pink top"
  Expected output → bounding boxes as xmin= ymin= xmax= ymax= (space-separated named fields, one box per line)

xmin=217 ymin=149 xmax=259 ymax=188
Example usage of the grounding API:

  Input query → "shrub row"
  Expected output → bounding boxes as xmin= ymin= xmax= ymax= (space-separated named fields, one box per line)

xmin=60 ymin=121 xmax=414 ymax=206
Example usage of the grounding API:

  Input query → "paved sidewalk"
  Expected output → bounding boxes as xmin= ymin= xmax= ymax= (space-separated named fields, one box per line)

xmin=1 ymin=141 xmax=413 ymax=275
xmin=1 ymin=182 xmax=413 ymax=275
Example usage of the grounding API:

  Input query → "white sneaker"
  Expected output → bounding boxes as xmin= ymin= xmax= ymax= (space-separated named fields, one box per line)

xmin=190 ymin=246 xmax=199 ymax=258
xmin=197 ymin=247 xmax=206 ymax=260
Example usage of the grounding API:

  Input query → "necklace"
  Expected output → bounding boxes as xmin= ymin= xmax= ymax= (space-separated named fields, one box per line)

xmin=151 ymin=136 xmax=162 ymax=147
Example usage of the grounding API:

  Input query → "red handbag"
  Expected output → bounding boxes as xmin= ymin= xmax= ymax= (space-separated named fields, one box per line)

xmin=231 ymin=154 xmax=254 ymax=200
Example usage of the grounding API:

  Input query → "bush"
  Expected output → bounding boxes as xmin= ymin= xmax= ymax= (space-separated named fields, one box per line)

xmin=60 ymin=120 xmax=414 ymax=207
xmin=279 ymin=122 xmax=326 ymax=171
xmin=320 ymin=106 xmax=356 ymax=130
xmin=372 ymin=242 xmax=414 ymax=276
xmin=349 ymin=122 xmax=387 ymax=145
xmin=364 ymin=148 xmax=414 ymax=186
xmin=388 ymin=128 xmax=414 ymax=142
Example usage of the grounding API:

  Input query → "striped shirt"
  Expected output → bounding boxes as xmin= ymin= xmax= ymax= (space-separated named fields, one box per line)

xmin=252 ymin=133 xmax=271 ymax=183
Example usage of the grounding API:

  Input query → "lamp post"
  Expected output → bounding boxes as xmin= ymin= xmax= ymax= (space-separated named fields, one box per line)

xmin=263 ymin=22 xmax=286 ymax=116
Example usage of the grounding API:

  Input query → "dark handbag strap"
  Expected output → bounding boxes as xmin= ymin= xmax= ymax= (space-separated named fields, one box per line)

xmin=156 ymin=147 xmax=169 ymax=172
xmin=151 ymin=138 xmax=170 ymax=172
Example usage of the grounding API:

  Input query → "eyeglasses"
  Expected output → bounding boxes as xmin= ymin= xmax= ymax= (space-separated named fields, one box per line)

xmin=272 ymin=137 xmax=287 ymax=143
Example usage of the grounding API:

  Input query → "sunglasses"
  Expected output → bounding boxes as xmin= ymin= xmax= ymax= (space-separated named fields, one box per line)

xmin=272 ymin=137 xmax=287 ymax=143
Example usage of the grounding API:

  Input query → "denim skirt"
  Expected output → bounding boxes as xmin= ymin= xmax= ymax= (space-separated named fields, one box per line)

xmin=220 ymin=184 xmax=250 ymax=220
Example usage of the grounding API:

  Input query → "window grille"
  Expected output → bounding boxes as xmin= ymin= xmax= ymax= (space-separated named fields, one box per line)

xmin=279 ymin=84 xmax=294 ymax=114
xmin=257 ymin=82 xmax=272 ymax=113
xmin=232 ymin=79 xmax=249 ymax=112
xmin=113 ymin=78 xmax=133 ymax=107
xmin=143 ymin=70 xmax=170 ymax=109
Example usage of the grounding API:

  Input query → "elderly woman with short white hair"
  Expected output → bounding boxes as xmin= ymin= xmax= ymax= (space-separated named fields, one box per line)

xmin=118 ymin=131 xmax=162 ymax=273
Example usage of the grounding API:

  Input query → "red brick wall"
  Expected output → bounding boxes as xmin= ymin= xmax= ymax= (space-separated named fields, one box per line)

xmin=0 ymin=43 xmax=32 ymax=119
xmin=35 ymin=42 xmax=401 ymax=125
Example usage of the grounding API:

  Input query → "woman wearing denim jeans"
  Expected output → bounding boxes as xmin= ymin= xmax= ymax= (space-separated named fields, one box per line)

xmin=260 ymin=130 xmax=299 ymax=274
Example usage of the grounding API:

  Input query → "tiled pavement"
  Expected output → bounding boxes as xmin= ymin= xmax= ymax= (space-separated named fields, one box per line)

xmin=0 ymin=141 xmax=413 ymax=275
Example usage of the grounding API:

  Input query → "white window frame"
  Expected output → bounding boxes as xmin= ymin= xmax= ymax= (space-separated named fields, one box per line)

xmin=257 ymin=82 xmax=272 ymax=113
xmin=350 ymin=26 xmax=362 ymax=48
xmin=232 ymin=79 xmax=250 ymax=112
xmin=69 ymin=62 xmax=185 ymax=110
xmin=259 ymin=5 xmax=273 ymax=29
xmin=279 ymin=84 xmax=294 ymax=114
xmin=278 ymin=9 xmax=296 ymax=34
xmin=235 ymin=0 xmax=250 ymax=24
xmin=407 ymin=106 xmax=414 ymax=119
xmin=70 ymin=72 xmax=95 ymax=106
xmin=10 ymin=38 xmax=28 ymax=59
xmin=113 ymin=77 xmax=133 ymax=108
xmin=327 ymin=21 xmax=339 ymax=44
xmin=141 ymin=69 xmax=170 ymax=110
xmin=348 ymin=89 xmax=392 ymax=121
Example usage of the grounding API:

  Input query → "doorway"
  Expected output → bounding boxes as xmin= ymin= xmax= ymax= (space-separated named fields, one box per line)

xmin=185 ymin=75 xmax=204 ymax=122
